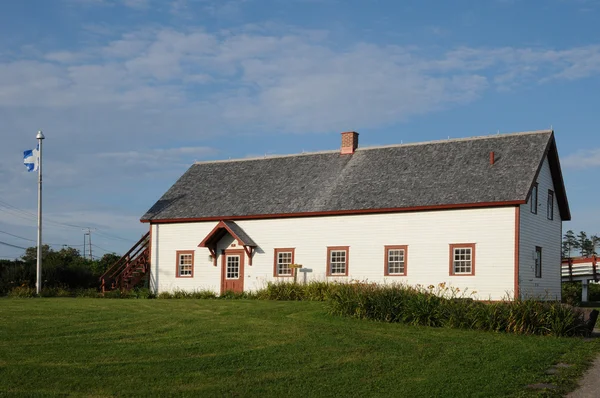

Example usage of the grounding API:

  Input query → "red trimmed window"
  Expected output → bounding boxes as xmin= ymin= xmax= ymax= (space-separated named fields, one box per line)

xmin=176 ymin=250 xmax=194 ymax=278
xmin=327 ymin=247 xmax=349 ymax=276
xmin=449 ymin=244 xmax=475 ymax=276
xmin=274 ymin=248 xmax=295 ymax=277
xmin=384 ymin=245 xmax=408 ymax=276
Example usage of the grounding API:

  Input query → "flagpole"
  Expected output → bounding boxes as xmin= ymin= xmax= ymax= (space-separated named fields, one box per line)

xmin=36 ymin=130 xmax=45 ymax=295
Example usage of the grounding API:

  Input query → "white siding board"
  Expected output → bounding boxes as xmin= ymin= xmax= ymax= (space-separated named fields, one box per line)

xmin=519 ymin=156 xmax=562 ymax=300
xmin=150 ymin=207 xmax=517 ymax=300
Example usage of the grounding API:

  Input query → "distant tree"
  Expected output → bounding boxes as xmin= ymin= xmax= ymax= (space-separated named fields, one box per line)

xmin=591 ymin=235 xmax=600 ymax=256
xmin=21 ymin=244 xmax=52 ymax=264
xmin=93 ymin=253 xmax=121 ymax=275
xmin=562 ymin=230 xmax=578 ymax=258
xmin=577 ymin=231 xmax=589 ymax=257
xmin=2 ymin=244 xmax=123 ymax=295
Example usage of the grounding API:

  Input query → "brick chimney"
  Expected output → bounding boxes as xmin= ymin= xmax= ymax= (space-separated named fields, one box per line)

xmin=341 ymin=131 xmax=359 ymax=155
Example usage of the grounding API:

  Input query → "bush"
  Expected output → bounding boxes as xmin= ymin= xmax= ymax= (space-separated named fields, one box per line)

xmin=7 ymin=286 xmax=37 ymax=298
xmin=40 ymin=286 xmax=73 ymax=298
xmin=254 ymin=281 xmax=340 ymax=301
xmin=220 ymin=290 xmax=249 ymax=300
xmin=562 ymin=281 xmax=600 ymax=305
xmin=328 ymin=283 xmax=588 ymax=337
xmin=562 ymin=282 xmax=581 ymax=306
xmin=75 ymin=288 xmax=101 ymax=298
xmin=156 ymin=289 xmax=215 ymax=299
xmin=157 ymin=291 xmax=173 ymax=299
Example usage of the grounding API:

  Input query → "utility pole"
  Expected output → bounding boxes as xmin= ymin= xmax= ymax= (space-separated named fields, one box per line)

xmin=83 ymin=228 xmax=94 ymax=260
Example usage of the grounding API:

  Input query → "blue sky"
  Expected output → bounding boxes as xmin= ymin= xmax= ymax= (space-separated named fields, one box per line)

xmin=1 ymin=0 xmax=599 ymax=259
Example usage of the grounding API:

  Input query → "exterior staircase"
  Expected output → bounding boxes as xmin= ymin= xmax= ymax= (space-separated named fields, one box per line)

xmin=100 ymin=232 xmax=150 ymax=293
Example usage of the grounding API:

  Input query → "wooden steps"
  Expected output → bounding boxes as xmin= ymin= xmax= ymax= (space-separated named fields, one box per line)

xmin=100 ymin=232 xmax=150 ymax=293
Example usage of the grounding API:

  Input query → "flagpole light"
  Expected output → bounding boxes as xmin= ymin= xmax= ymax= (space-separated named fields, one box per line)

xmin=37 ymin=131 xmax=45 ymax=140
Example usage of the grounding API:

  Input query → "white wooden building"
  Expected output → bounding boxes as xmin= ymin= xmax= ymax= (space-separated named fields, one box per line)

xmin=141 ymin=130 xmax=570 ymax=300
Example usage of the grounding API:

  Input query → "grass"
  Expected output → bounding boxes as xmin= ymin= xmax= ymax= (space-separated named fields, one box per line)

xmin=0 ymin=299 xmax=599 ymax=397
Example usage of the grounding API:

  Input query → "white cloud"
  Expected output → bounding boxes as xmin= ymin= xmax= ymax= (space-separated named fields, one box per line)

xmin=122 ymin=0 xmax=149 ymax=9
xmin=563 ymin=148 xmax=600 ymax=169
xmin=2 ymin=29 xmax=600 ymax=123
xmin=4 ymin=23 xmax=600 ymax=252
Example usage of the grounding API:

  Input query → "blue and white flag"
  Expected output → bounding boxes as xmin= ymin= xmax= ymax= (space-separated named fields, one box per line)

xmin=23 ymin=145 xmax=39 ymax=172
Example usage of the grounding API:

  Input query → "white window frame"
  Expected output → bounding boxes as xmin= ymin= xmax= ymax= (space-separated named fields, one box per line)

xmin=385 ymin=246 xmax=407 ymax=276
xmin=327 ymin=247 xmax=349 ymax=276
xmin=226 ymin=255 xmax=240 ymax=279
xmin=274 ymin=248 xmax=295 ymax=277
xmin=450 ymin=244 xmax=475 ymax=276
xmin=177 ymin=251 xmax=194 ymax=278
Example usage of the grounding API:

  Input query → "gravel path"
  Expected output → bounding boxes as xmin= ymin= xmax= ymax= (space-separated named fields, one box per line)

xmin=567 ymin=355 xmax=600 ymax=398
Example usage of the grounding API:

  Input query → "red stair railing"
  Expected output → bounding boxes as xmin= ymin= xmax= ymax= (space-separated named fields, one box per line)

xmin=100 ymin=232 xmax=150 ymax=293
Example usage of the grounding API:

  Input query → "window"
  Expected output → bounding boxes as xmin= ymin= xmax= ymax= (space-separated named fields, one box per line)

xmin=274 ymin=248 xmax=295 ymax=277
xmin=327 ymin=246 xmax=349 ymax=276
xmin=226 ymin=255 xmax=240 ymax=279
xmin=384 ymin=245 xmax=408 ymax=276
xmin=535 ymin=246 xmax=542 ymax=278
xmin=547 ymin=190 xmax=554 ymax=220
xmin=449 ymin=244 xmax=476 ymax=276
xmin=176 ymin=250 xmax=194 ymax=278
xmin=530 ymin=183 xmax=538 ymax=214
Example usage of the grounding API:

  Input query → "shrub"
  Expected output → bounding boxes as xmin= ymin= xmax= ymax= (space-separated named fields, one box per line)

xmin=156 ymin=289 xmax=215 ymax=299
xmin=7 ymin=286 xmax=37 ymax=298
xmin=562 ymin=282 xmax=581 ymax=306
xmin=190 ymin=290 xmax=217 ymax=299
xmin=103 ymin=289 xmax=124 ymax=299
xmin=157 ymin=291 xmax=173 ymax=299
xmin=254 ymin=281 xmax=340 ymax=301
xmin=220 ymin=290 xmax=249 ymax=300
xmin=75 ymin=288 xmax=101 ymax=298
xmin=327 ymin=283 xmax=588 ymax=337
xmin=40 ymin=286 xmax=73 ymax=298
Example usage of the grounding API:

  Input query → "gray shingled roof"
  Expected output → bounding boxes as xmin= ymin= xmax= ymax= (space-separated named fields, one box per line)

xmin=223 ymin=221 xmax=256 ymax=247
xmin=142 ymin=130 xmax=570 ymax=222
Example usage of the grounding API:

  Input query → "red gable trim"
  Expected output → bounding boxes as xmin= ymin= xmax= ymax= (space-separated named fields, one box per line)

xmin=198 ymin=220 xmax=255 ymax=248
xmin=198 ymin=221 xmax=257 ymax=265
xmin=142 ymin=200 xmax=526 ymax=224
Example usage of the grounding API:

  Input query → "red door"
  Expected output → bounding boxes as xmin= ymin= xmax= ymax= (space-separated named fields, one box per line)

xmin=221 ymin=250 xmax=245 ymax=294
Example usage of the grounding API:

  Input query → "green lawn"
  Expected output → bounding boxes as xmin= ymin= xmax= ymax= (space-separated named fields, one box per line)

xmin=0 ymin=299 xmax=598 ymax=397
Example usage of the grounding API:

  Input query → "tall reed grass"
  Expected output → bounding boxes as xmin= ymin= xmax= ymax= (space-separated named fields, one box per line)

xmin=327 ymin=283 xmax=588 ymax=337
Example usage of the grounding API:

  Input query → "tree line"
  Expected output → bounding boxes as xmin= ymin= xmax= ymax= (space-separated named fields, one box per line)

xmin=0 ymin=245 xmax=120 ymax=295
xmin=562 ymin=230 xmax=599 ymax=258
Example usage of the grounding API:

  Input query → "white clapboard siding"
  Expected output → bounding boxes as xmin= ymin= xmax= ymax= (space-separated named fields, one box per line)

xmin=150 ymin=206 xmax=517 ymax=300
xmin=519 ymin=156 xmax=562 ymax=300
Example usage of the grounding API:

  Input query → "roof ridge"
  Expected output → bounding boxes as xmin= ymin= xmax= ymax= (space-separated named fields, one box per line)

xmin=193 ymin=129 xmax=553 ymax=165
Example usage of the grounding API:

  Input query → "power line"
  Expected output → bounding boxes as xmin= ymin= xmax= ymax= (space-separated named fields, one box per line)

xmin=0 ymin=230 xmax=84 ymax=248
xmin=0 ymin=198 xmax=89 ymax=230
xmin=0 ymin=240 xmax=27 ymax=250
xmin=92 ymin=243 xmax=117 ymax=254
xmin=0 ymin=230 xmax=36 ymax=242
xmin=94 ymin=230 xmax=135 ymax=243
xmin=0 ymin=197 xmax=137 ymax=244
